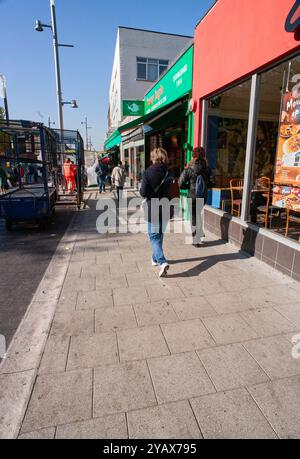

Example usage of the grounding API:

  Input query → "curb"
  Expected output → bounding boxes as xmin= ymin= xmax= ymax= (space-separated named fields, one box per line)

xmin=0 ymin=213 xmax=78 ymax=439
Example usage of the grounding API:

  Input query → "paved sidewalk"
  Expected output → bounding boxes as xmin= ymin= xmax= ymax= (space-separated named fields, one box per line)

xmin=2 ymin=190 xmax=300 ymax=439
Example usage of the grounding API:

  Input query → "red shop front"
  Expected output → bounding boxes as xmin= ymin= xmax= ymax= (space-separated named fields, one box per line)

xmin=193 ymin=0 xmax=300 ymax=280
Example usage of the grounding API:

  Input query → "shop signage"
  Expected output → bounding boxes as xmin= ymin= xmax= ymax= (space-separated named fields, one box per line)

xmin=273 ymin=91 xmax=300 ymax=212
xmin=285 ymin=0 xmax=300 ymax=33
xmin=122 ymin=100 xmax=144 ymax=117
xmin=144 ymin=46 xmax=193 ymax=115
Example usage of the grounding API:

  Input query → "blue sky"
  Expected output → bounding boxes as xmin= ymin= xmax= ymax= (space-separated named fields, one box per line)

xmin=0 ymin=0 xmax=215 ymax=149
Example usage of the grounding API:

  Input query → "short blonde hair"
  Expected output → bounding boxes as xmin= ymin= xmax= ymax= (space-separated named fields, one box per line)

xmin=151 ymin=148 xmax=168 ymax=165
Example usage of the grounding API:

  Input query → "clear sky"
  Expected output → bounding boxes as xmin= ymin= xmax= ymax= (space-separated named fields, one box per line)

xmin=0 ymin=0 xmax=215 ymax=149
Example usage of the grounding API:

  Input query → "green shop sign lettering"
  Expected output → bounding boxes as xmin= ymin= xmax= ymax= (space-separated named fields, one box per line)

xmin=144 ymin=46 xmax=193 ymax=115
xmin=122 ymin=100 xmax=144 ymax=117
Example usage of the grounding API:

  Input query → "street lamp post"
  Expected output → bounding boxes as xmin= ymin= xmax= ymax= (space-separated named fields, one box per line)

xmin=48 ymin=116 xmax=55 ymax=128
xmin=35 ymin=0 xmax=77 ymax=133
xmin=50 ymin=0 xmax=64 ymax=132
xmin=0 ymin=75 xmax=9 ymax=124
xmin=81 ymin=116 xmax=92 ymax=151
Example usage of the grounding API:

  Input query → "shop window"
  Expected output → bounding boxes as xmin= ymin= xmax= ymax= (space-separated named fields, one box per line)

xmin=250 ymin=56 xmax=300 ymax=243
xmin=206 ymin=79 xmax=251 ymax=216
xmin=136 ymin=146 xmax=145 ymax=182
xmin=137 ymin=58 xmax=169 ymax=82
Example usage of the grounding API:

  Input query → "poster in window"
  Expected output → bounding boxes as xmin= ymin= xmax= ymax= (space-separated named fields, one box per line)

xmin=273 ymin=91 xmax=300 ymax=211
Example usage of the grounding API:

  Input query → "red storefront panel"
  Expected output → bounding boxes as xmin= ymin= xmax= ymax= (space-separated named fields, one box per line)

xmin=193 ymin=0 xmax=300 ymax=145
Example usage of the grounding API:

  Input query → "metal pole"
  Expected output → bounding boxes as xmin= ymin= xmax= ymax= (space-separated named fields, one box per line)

xmin=241 ymin=74 xmax=261 ymax=223
xmin=3 ymin=92 xmax=9 ymax=125
xmin=50 ymin=0 xmax=64 ymax=133
xmin=85 ymin=117 xmax=88 ymax=151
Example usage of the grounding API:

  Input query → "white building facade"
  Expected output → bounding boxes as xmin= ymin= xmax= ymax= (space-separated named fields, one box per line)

xmin=107 ymin=27 xmax=192 ymax=186
xmin=108 ymin=27 xmax=193 ymax=132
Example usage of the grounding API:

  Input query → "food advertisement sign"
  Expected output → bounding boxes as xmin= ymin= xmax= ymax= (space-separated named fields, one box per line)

xmin=273 ymin=91 xmax=300 ymax=212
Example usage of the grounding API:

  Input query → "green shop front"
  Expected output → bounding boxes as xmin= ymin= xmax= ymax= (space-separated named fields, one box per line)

xmin=119 ymin=45 xmax=195 ymax=202
xmin=103 ymin=130 xmax=122 ymax=165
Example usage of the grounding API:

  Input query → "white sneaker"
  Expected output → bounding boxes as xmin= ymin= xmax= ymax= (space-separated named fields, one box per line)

xmin=152 ymin=258 xmax=159 ymax=267
xmin=159 ymin=263 xmax=170 ymax=278
xmin=200 ymin=237 xmax=205 ymax=245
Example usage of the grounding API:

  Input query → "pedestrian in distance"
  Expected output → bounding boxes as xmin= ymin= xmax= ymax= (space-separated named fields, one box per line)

xmin=63 ymin=158 xmax=76 ymax=193
xmin=140 ymin=148 xmax=174 ymax=278
xmin=179 ymin=147 xmax=211 ymax=247
xmin=112 ymin=161 xmax=126 ymax=202
xmin=96 ymin=159 xmax=108 ymax=194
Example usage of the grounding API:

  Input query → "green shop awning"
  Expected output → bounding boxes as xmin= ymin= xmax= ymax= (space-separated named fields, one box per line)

xmin=118 ymin=104 xmax=174 ymax=134
xmin=104 ymin=130 xmax=122 ymax=151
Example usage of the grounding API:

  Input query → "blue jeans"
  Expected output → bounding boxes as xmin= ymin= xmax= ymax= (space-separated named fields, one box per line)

xmin=148 ymin=222 xmax=168 ymax=266
xmin=97 ymin=175 xmax=106 ymax=193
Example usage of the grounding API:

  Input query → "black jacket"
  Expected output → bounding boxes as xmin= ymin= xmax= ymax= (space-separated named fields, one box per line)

xmin=179 ymin=159 xmax=211 ymax=199
xmin=140 ymin=164 xmax=174 ymax=224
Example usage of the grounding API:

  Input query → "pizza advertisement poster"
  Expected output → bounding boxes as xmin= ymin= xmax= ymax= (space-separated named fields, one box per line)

xmin=273 ymin=91 xmax=300 ymax=211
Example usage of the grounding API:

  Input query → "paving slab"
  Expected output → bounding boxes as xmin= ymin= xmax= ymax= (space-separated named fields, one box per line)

xmin=205 ymin=292 xmax=254 ymax=315
xmin=18 ymin=427 xmax=56 ymax=440
xmin=39 ymin=335 xmax=70 ymax=375
xmin=244 ymin=336 xmax=300 ymax=380
xmin=50 ymin=310 xmax=94 ymax=337
xmin=76 ymin=290 xmax=114 ymax=310
xmin=178 ymin=278 xmax=224 ymax=297
xmin=274 ymin=303 xmax=300 ymax=328
xmin=93 ymin=361 xmax=156 ymax=417
xmin=145 ymin=284 xmax=185 ymax=302
xmin=133 ymin=302 xmax=178 ymax=327
xmin=96 ymin=275 xmax=128 ymax=290
xmin=117 ymin=326 xmax=169 ymax=362
xmin=126 ymin=272 xmax=158 ymax=287
xmin=240 ymin=308 xmax=298 ymax=338
xmin=148 ymin=352 xmax=215 ymax=404
xmin=202 ymin=314 xmax=259 ymax=345
xmin=67 ymin=333 xmax=119 ymax=370
xmin=95 ymin=306 xmax=137 ymax=333
xmin=110 ymin=263 xmax=140 ymax=277
xmin=170 ymin=296 xmax=217 ymax=320
xmin=246 ymin=284 xmax=300 ymax=309
xmin=21 ymin=369 xmax=93 ymax=434
xmin=161 ymin=319 xmax=215 ymax=354
xmin=127 ymin=401 xmax=202 ymax=439
xmin=113 ymin=286 xmax=149 ymax=307
xmin=198 ymin=344 xmax=269 ymax=392
xmin=248 ymin=376 xmax=300 ymax=439
xmin=55 ymin=414 xmax=128 ymax=439
xmin=0 ymin=370 xmax=36 ymax=439
xmin=61 ymin=276 xmax=96 ymax=295
xmin=190 ymin=389 xmax=277 ymax=439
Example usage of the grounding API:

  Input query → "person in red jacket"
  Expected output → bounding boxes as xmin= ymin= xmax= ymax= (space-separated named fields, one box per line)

xmin=71 ymin=161 xmax=78 ymax=191
xmin=63 ymin=158 xmax=75 ymax=193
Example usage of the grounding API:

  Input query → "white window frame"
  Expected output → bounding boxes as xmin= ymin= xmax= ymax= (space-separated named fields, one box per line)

xmin=136 ymin=57 xmax=169 ymax=82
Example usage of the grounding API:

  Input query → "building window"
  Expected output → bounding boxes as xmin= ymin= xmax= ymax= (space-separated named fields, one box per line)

xmin=248 ymin=55 xmax=300 ymax=243
xmin=206 ymin=79 xmax=252 ymax=217
xmin=137 ymin=57 xmax=169 ymax=82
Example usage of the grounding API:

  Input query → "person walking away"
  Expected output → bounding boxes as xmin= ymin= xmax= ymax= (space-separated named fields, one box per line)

xmin=63 ymin=158 xmax=75 ymax=193
xmin=96 ymin=160 xmax=108 ymax=194
xmin=179 ymin=147 xmax=211 ymax=247
xmin=71 ymin=161 xmax=78 ymax=191
xmin=112 ymin=162 xmax=126 ymax=202
xmin=140 ymin=148 xmax=174 ymax=278
xmin=107 ymin=162 xmax=113 ymax=192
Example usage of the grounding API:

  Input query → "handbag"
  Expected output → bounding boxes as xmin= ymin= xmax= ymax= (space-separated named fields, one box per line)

xmin=141 ymin=171 xmax=169 ymax=211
